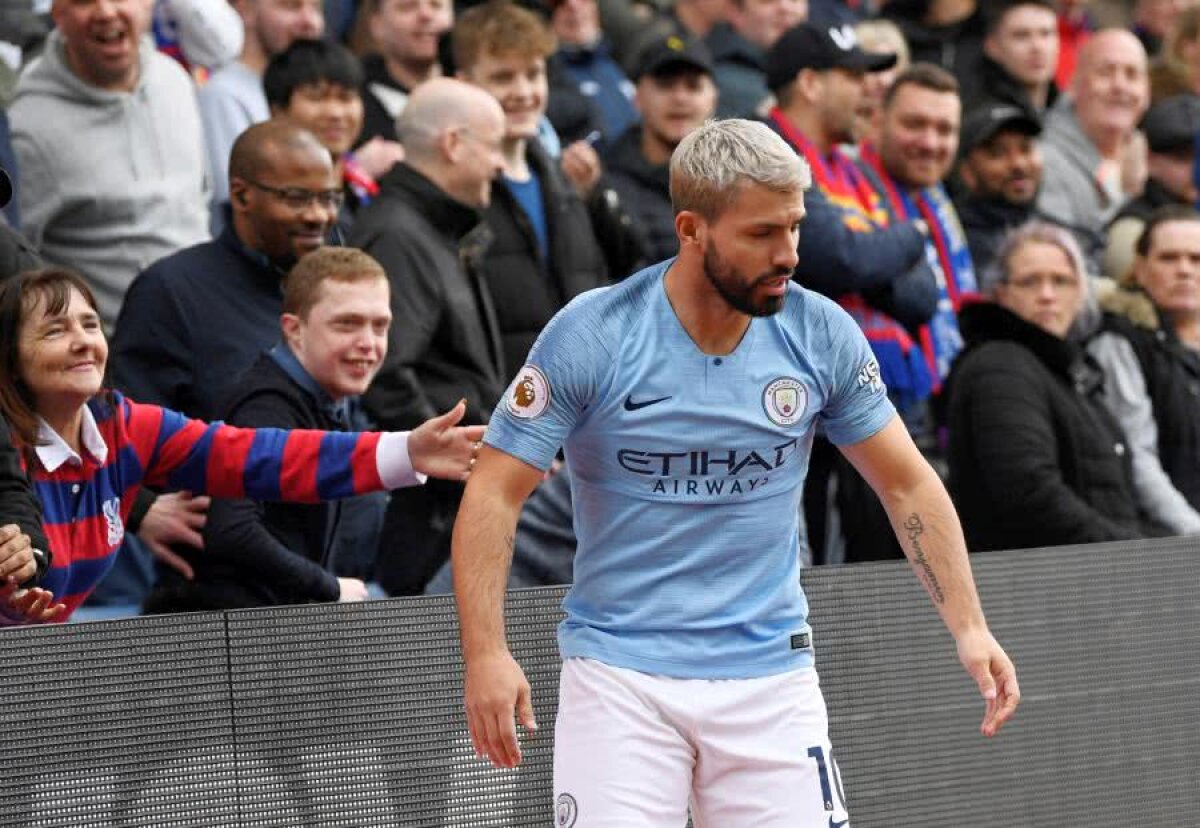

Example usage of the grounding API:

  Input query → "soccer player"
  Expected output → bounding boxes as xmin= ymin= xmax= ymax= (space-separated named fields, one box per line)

xmin=452 ymin=118 xmax=1019 ymax=826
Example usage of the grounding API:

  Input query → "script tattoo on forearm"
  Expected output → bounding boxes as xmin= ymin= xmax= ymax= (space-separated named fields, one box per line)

xmin=904 ymin=513 xmax=945 ymax=605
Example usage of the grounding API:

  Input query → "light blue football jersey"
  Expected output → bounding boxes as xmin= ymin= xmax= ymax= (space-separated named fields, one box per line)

xmin=486 ymin=260 xmax=895 ymax=679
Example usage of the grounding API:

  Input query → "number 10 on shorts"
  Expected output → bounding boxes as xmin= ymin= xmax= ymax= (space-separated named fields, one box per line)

xmin=807 ymin=745 xmax=848 ymax=815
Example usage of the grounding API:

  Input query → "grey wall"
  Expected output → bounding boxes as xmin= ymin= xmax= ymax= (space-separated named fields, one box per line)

xmin=2 ymin=537 xmax=1198 ymax=826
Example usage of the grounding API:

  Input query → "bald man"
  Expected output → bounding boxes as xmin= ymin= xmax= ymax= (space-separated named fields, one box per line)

xmin=1037 ymin=29 xmax=1150 ymax=258
xmin=349 ymin=78 xmax=509 ymax=596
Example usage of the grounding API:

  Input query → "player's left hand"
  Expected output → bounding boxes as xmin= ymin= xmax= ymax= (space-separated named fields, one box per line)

xmin=956 ymin=626 xmax=1020 ymax=738
xmin=408 ymin=400 xmax=487 ymax=482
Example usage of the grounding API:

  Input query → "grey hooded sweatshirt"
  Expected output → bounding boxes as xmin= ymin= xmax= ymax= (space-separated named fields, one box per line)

xmin=10 ymin=31 xmax=210 ymax=327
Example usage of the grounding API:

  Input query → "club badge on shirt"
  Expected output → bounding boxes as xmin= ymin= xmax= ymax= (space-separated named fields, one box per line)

xmin=102 ymin=497 xmax=124 ymax=547
xmin=762 ymin=377 xmax=807 ymax=426
xmin=505 ymin=365 xmax=552 ymax=419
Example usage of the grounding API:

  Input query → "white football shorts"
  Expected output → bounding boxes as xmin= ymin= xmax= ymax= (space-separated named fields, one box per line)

xmin=552 ymin=657 xmax=852 ymax=827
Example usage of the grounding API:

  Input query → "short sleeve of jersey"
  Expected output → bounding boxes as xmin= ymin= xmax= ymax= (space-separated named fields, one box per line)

xmin=485 ymin=289 xmax=617 ymax=470
xmin=816 ymin=298 xmax=896 ymax=445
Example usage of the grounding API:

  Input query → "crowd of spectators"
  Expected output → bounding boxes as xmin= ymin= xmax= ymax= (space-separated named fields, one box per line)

xmin=1 ymin=0 xmax=1199 ymax=621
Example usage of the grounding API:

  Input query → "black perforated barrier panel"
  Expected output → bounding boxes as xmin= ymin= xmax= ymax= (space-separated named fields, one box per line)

xmin=0 ymin=613 xmax=238 ymax=826
xmin=2 ymin=538 xmax=1199 ymax=826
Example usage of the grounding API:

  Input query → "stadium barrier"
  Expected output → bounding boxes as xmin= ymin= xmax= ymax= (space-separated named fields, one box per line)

xmin=3 ymin=536 xmax=1199 ymax=827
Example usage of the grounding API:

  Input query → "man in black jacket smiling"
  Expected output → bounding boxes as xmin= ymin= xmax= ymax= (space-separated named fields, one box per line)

xmin=455 ymin=0 xmax=642 ymax=382
xmin=349 ymin=77 xmax=507 ymax=595
xmin=145 ymin=247 xmax=482 ymax=611
xmin=112 ymin=121 xmax=341 ymax=608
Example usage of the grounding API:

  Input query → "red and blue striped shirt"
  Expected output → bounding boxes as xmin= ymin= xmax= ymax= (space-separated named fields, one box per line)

xmin=30 ymin=391 xmax=386 ymax=619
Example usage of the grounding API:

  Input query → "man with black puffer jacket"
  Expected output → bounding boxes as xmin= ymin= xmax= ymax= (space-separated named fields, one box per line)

xmin=455 ymin=1 xmax=644 ymax=382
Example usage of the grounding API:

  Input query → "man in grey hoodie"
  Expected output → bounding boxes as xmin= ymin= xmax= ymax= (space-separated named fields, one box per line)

xmin=1036 ymin=29 xmax=1149 ymax=269
xmin=9 ymin=0 xmax=210 ymax=329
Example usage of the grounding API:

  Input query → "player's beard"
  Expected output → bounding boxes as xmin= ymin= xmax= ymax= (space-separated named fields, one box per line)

xmin=702 ymin=244 xmax=791 ymax=317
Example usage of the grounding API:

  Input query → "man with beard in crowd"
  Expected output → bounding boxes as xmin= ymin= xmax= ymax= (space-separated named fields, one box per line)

xmin=954 ymin=103 xmax=1049 ymax=274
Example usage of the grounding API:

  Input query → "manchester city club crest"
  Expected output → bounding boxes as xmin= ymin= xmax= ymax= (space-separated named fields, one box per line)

xmin=762 ymin=377 xmax=807 ymax=426
xmin=555 ymin=793 xmax=578 ymax=827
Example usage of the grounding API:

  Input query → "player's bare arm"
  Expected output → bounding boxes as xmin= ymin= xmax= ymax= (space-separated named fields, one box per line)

xmin=839 ymin=416 xmax=1021 ymax=738
xmin=452 ymin=446 xmax=545 ymax=769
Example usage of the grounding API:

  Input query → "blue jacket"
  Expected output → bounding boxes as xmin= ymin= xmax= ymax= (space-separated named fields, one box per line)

xmin=761 ymin=116 xmax=935 ymax=328
xmin=111 ymin=225 xmax=289 ymax=421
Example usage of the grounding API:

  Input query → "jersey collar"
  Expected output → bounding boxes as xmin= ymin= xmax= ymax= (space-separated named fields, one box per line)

xmin=35 ymin=405 xmax=108 ymax=472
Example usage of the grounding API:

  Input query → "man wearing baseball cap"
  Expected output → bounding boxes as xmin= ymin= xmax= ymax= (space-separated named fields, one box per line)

xmin=953 ymin=103 xmax=1048 ymax=275
xmin=605 ymin=35 xmax=717 ymax=262
xmin=763 ymin=22 xmax=934 ymax=347
xmin=764 ymin=22 xmax=943 ymax=563
xmin=1104 ymin=94 xmax=1200 ymax=280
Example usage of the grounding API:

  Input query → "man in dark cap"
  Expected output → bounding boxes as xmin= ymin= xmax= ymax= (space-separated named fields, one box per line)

xmin=953 ymin=103 xmax=1047 ymax=276
xmin=604 ymin=35 xmax=718 ymax=263
xmin=763 ymin=23 xmax=934 ymax=352
xmin=1105 ymin=94 xmax=1200 ymax=279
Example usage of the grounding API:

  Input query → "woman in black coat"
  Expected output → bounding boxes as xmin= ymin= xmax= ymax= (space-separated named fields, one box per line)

xmin=945 ymin=222 xmax=1154 ymax=551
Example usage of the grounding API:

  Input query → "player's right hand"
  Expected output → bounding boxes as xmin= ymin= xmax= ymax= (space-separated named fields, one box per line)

xmin=464 ymin=649 xmax=537 ymax=769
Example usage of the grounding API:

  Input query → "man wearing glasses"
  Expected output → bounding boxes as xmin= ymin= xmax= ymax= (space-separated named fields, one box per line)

xmin=106 ymin=119 xmax=341 ymax=611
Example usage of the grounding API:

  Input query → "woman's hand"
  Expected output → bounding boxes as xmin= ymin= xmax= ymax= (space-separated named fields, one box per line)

xmin=407 ymin=401 xmax=487 ymax=482
xmin=0 ymin=524 xmax=36 ymax=584
xmin=0 ymin=577 xmax=67 ymax=625
xmin=353 ymin=137 xmax=406 ymax=179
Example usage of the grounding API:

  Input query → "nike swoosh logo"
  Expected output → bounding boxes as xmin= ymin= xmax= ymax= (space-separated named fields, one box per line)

xmin=623 ymin=394 xmax=672 ymax=411
xmin=829 ymin=818 xmax=849 ymax=828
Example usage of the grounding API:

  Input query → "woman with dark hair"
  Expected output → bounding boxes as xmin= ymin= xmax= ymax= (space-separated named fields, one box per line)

xmin=0 ymin=268 xmax=483 ymax=622
xmin=945 ymin=221 xmax=1157 ymax=551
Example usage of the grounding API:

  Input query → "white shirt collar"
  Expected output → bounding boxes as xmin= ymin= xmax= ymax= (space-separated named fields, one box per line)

xmin=35 ymin=406 xmax=109 ymax=472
